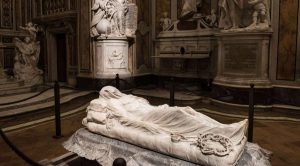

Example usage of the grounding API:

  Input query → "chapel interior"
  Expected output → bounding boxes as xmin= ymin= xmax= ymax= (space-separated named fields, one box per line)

xmin=0 ymin=0 xmax=300 ymax=166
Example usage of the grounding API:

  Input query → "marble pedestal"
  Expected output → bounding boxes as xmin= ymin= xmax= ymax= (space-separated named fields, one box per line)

xmin=214 ymin=32 xmax=272 ymax=88
xmin=63 ymin=128 xmax=272 ymax=166
xmin=94 ymin=37 xmax=130 ymax=79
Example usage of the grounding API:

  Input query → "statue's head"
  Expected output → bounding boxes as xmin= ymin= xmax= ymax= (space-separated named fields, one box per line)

xmin=162 ymin=12 xmax=168 ymax=18
xmin=100 ymin=86 xmax=124 ymax=99
xmin=24 ymin=37 xmax=31 ymax=43
xmin=211 ymin=9 xmax=216 ymax=14
xmin=27 ymin=22 xmax=33 ymax=27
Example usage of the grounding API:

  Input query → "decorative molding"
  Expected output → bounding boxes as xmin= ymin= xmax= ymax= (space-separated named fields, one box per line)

xmin=0 ymin=0 xmax=14 ymax=29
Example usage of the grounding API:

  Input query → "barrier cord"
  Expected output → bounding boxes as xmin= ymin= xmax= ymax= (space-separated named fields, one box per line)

xmin=0 ymin=87 xmax=52 ymax=106
xmin=0 ymin=128 xmax=42 ymax=166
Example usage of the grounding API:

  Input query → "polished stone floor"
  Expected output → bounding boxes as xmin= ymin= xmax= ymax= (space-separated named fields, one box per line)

xmin=0 ymin=94 xmax=300 ymax=166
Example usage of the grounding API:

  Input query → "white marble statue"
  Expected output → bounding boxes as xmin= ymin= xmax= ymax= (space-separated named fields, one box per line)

xmin=91 ymin=0 xmax=130 ymax=37
xmin=13 ymin=23 xmax=43 ymax=85
xmin=160 ymin=12 xmax=172 ymax=31
xmin=180 ymin=0 xmax=203 ymax=19
xmin=245 ymin=0 xmax=270 ymax=30
xmin=19 ymin=22 xmax=39 ymax=41
xmin=219 ymin=0 xmax=271 ymax=31
xmin=205 ymin=9 xmax=218 ymax=27
xmin=218 ymin=0 xmax=244 ymax=30
xmin=83 ymin=86 xmax=248 ymax=166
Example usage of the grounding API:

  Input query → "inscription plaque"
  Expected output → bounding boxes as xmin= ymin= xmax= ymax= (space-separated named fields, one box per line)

xmin=224 ymin=44 xmax=258 ymax=74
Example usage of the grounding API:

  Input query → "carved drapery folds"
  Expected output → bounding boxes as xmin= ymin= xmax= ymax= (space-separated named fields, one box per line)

xmin=90 ymin=0 xmax=137 ymax=38
xmin=218 ymin=0 xmax=271 ymax=32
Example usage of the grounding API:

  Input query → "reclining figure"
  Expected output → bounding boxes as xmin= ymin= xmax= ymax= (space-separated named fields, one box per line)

xmin=83 ymin=86 xmax=248 ymax=166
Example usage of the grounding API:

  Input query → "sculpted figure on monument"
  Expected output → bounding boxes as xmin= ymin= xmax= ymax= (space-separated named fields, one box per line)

xmin=205 ymin=9 xmax=218 ymax=27
xmin=91 ymin=0 xmax=108 ymax=37
xmin=13 ymin=23 xmax=43 ymax=85
xmin=19 ymin=22 xmax=39 ymax=41
xmin=218 ymin=0 xmax=244 ymax=30
xmin=180 ymin=0 xmax=203 ymax=20
xmin=246 ymin=0 xmax=270 ymax=30
xmin=91 ymin=0 xmax=129 ymax=37
xmin=160 ymin=12 xmax=172 ymax=31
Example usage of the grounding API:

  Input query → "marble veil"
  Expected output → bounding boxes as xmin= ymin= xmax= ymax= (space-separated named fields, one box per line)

xmin=83 ymin=86 xmax=248 ymax=166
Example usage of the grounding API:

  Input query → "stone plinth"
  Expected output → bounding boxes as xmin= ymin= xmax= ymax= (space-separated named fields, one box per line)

xmin=94 ymin=38 xmax=130 ymax=79
xmin=214 ymin=32 xmax=272 ymax=88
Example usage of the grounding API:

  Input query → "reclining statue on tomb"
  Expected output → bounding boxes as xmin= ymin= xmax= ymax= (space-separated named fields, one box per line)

xmin=83 ymin=86 xmax=249 ymax=166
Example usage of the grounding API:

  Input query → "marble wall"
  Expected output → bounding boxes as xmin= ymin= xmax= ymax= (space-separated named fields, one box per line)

xmin=135 ymin=0 xmax=152 ymax=73
xmin=78 ymin=0 xmax=92 ymax=76
xmin=277 ymin=0 xmax=299 ymax=81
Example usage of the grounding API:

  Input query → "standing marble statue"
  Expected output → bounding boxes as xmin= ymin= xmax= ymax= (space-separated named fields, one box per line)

xmin=218 ymin=0 xmax=244 ymax=30
xmin=13 ymin=22 xmax=43 ymax=85
xmin=91 ymin=0 xmax=129 ymax=37
xmin=180 ymin=0 xmax=203 ymax=19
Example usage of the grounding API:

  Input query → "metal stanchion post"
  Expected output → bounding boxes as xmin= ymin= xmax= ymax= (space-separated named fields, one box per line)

xmin=170 ymin=77 xmax=175 ymax=106
xmin=113 ymin=158 xmax=127 ymax=166
xmin=248 ymin=84 xmax=254 ymax=142
xmin=53 ymin=81 xmax=62 ymax=138
xmin=116 ymin=74 xmax=120 ymax=89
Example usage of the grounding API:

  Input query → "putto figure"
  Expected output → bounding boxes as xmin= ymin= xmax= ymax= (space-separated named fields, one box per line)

xmin=247 ymin=0 xmax=270 ymax=29
xmin=19 ymin=22 xmax=39 ymax=41
xmin=160 ymin=12 xmax=172 ymax=31
xmin=90 ymin=0 xmax=129 ymax=37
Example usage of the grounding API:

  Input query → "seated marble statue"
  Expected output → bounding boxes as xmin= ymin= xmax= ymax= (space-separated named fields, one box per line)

xmin=83 ymin=86 xmax=248 ymax=166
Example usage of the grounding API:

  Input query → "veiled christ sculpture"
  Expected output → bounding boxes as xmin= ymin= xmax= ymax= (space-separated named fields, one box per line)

xmin=83 ymin=86 xmax=248 ymax=166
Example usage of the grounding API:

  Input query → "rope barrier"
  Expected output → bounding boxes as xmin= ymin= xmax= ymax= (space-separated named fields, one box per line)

xmin=0 ymin=87 xmax=53 ymax=106
xmin=0 ymin=128 xmax=42 ymax=166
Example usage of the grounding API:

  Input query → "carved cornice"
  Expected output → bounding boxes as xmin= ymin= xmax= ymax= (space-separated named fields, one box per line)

xmin=32 ymin=11 xmax=77 ymax=25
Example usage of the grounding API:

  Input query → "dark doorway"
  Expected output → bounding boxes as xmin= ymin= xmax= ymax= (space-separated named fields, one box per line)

xmin=56 ymin=34 xmax=67 ymax=82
